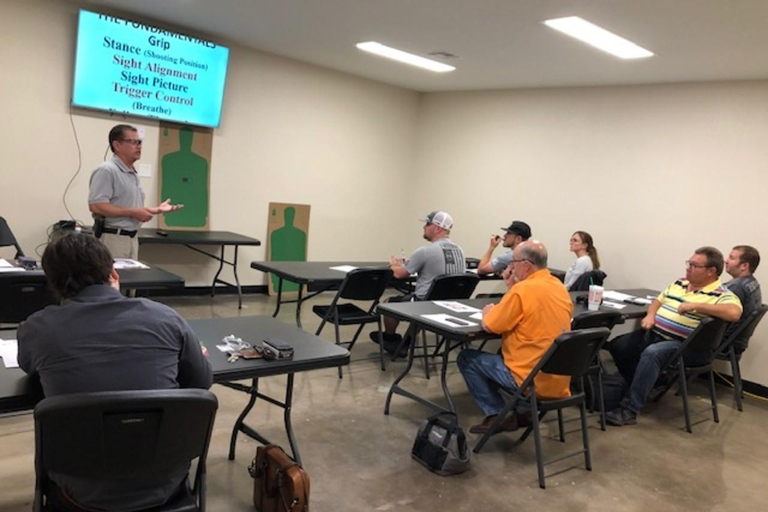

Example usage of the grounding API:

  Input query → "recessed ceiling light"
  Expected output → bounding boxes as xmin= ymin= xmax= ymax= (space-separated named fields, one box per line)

xmin=356 ymin=42 xmax=456 ymax=73
xmin=543 ymin=16 xmax=654 ymax=59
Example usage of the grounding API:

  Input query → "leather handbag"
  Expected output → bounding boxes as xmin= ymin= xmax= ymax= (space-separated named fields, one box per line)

xmin=249 ymin=444 xmax=310 ymax=512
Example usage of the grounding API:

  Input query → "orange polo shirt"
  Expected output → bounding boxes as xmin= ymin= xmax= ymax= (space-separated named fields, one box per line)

xmin=483 ymin=269 xmax=573 ymax=399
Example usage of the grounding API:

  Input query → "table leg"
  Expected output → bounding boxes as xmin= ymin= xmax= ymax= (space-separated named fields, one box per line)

xmin=295 ymin=285 xmax=304 ymax=329
xmin=272 ymin=277 xmax=284 ymax=318
xmin=232 ymin=246 xmax=243 ymax=309
xmin=211 ymin=244 xmax=226 ymax=298
xmin=283 ymin=374 xmax=301 ymax=465
xmin=440 ymin=337 xmax=457 ymax=414
xmin=229 ymin=378 xmax=259 ymax=460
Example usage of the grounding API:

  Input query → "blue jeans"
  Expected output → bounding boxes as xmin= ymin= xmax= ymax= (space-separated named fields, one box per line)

xmin=457 ymin=349 xmax=519 ymax=417
xmin=610 ymin=329 xmax=710 ymax=413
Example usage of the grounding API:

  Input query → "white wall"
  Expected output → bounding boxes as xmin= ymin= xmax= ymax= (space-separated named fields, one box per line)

xmin=0 ymin=0 xmax=420 ymax=282
xmin=3 ymin=0 xmax=768 ymax=386
xmin=412 ymin=82 xmax=768 ymax=385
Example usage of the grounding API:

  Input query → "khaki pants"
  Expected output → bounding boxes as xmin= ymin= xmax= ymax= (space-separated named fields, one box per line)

xmin=99 ymin=232 xmax=139 ymax=259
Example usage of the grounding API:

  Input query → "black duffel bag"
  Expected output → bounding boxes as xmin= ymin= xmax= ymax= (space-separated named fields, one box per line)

xmin=411 ymin=412 xmax=470 ymax=476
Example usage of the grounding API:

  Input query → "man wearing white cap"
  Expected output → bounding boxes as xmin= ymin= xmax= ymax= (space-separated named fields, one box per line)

xmin=371 ymin=211 xmax=466 ymax=352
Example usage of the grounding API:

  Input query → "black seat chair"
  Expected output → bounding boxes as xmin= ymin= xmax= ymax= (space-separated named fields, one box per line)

xmin=34 ymin=389 xmax=218 ymax=512
xmin=651 ymin=317 xmax=728 ymax=433
xmin=0 ymin=216 xmax=25 ymax=258
xmin=571 ymin=310 xmax=623 ymax=431
xmin=393 ymin=273 xmax=480 ymax=378
xmin=313 ymin=268 xmax=393 ymax=377
xmin=568 ymin=270 xmax=607 ymax=292
xmin=714 ymin=304 xmax=768 ymax=411
xmin=474 ymin=327 xmax=611 ymax=489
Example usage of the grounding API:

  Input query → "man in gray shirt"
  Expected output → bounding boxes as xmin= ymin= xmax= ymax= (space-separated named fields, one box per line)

xmin=477 ymin=220 xmax=532 ymax=276
xmin=724 ymin=245 xmax=762 ymax=353
xmin=88 ymin=124 xmax=183 ymax=259
xmin=371 ymin=211 xmax=466 ymax=351
xmin=18 ymin=233 xmax=212 ymax=511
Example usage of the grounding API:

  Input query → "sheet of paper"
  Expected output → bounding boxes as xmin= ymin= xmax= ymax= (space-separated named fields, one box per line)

xmin=113 ymin=259 xmax=150 ymax=270
xmin=632 ymin=298 xmax=653 ymax=305
xmin=421 ymin=313 xmax=478 ymax=328
xmin=329 ymin=265 xmax=358 ymax=273
xmin=601 ymin=301 xmax=627 ymax=310
xmin=0 ymin=339 xmax=19 ymax=368
xmin=469 ymin=312 xmax=483 ymax=320
xmin=432 ymin=301 xmax=481 ymax=313
xmin=602 ymin=290 xmax=635 ymax=302
xmin=0 ymin=259 xmax=25 ymax=272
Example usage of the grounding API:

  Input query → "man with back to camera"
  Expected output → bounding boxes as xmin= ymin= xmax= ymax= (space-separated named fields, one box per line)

xmin=723 ymin=245 xmax=762 ymax=354
xmin=476 ymin=220 xmax=532 ymax=276
xmin=18 ymin=233 xmax=213 ymax=511
xmin=88 ymin=124 xmax=184 ymax=259
xmin=458 ymin=240 xmax=573 ymax=433
xmin=370 ymin=211 xmax=466 ymax=354
xmin=606 ymin=246 xmax=742 ymax=427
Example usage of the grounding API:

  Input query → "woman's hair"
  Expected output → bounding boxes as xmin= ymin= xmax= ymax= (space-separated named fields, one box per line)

xmin=574 ymin=231 xmax=600 ymax=270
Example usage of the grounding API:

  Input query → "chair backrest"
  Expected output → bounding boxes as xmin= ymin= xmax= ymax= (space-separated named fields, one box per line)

xmin=682 ymin=317 xmax=729 ymax=353
xmin=424 ymin=274 xmax=480 ymax=301
xmin=34 ymin=389 xmax=217 ymax=479
xmin=0 ymin=216 xmax=25 ymax=258
xmin=339 ymin=268 xmax=393 ymax=301
xmin=0 ymin=274 xmax=58 ymax=323
xmin=538 ymin=327 xmax=611 ymax=377
xmin=717 ymin=304 xmax=768 ymax=355
xmin=569 ymin=270 xmax=607 ymax=292
xmin=571 ymin=310 xmax=623 ymax=331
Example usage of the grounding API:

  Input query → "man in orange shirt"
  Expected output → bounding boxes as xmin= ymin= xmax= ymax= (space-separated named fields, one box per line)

xmin=457 ymin=240 xmax=573 ymax=434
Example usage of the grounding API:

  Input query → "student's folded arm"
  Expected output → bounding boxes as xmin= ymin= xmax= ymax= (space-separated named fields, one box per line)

xmin=176 ymin=321 xmax=213 ymax=389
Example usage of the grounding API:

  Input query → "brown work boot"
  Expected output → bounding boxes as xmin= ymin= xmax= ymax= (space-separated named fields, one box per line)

xmin=469 ymin=414 xmax=519 ymax=434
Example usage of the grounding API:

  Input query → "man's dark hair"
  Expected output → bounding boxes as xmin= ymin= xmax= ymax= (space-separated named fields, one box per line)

xmin=733 ymin=245 xmax=761 ymax=273
xmin=108 ymin=124 xmax=137 ymax=153
xmin=42 ymin=234 xmax=113 ymax=299
xmin=695 ymin=246 xmax=724 ymax=276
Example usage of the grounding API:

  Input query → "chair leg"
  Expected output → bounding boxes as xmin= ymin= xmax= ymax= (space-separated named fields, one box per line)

xmin=531 ymin=394 xmax=546 ymax=489
xmin=580 ymin=401 xmax=592 ymax=471
xmin=556 ymin=409 xmax=565 ymax=442
xmin=708 ymin=370 xmax=719 ymax=423
xmin=730 ymin=349 xmax=743 ymax=411
xmin=422 ymin=329 xmax=430 ymax=380
xmin=377 ymin=317 xmax=386 ymax=371
xmin=334 ymin=315 xmax=343 ymax=379
xmin=678 ymin=358 xmax=692 ymax=433
xmin=597 ymin=370 xmax=606 ymax=431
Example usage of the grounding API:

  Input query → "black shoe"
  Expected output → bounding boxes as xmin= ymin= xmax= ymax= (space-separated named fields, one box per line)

xmin=383 ymin=339 xmax=409 ymax=358
xmin=605 ymin=407 xmax=637 ymax=427
xmin=369 ymin=331 xmax=401 ymax=344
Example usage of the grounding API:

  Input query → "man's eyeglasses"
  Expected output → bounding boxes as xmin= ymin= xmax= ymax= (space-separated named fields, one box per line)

xmin=685 ymin=260 xmax=710 ymax=269
xmin=121 ymin=138 xmax=143 ymax=146
xmin=509 ymin=258 xmax=532 ymax=266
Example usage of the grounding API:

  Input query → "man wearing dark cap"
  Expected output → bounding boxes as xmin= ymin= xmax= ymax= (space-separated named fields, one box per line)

xmin=477 ymin=220 xmax=532 ymax=276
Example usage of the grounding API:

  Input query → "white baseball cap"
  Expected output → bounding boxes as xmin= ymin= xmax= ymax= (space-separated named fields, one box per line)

xmin=420 ymin=211 xmax=454 ymax=230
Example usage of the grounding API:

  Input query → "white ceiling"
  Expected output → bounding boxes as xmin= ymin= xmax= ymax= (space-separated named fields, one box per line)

xmin=88 ymin=0 xmax=768 ymax=92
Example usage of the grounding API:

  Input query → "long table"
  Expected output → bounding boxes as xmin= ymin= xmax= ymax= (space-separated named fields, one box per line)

xmin=0 ymin=315 xmax=349 ymax=465
xmin=379 ymin=289 xmax=657 ymax=416
xmin=139 ymin=229 xmax=262 ymax=309
xmin=0 ymin=265 xmax=185 ymax=324
xmin=249 ymin=260 xmax=535 ymax=329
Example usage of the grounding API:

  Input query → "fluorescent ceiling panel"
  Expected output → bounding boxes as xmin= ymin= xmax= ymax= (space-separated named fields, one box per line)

xmin=356 ymin=42 xmax=456 ymax=72
xmin=544 ymin=16 xmax=654 ymax=59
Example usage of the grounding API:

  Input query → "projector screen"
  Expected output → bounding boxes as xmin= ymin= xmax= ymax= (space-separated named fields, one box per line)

xmin=72 ymin=10 xmax=229 ymax=128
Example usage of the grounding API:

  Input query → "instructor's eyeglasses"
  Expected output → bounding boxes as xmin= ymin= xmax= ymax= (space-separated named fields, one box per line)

xmin=121 ymin=138 xmax=143 ymax=146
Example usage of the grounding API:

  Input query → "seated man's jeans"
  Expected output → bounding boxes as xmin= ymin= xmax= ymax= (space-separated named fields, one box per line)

xmin=457 ymin=349 xmax=519 ymax=417
xmin=610 ymin=329 xmax=711 ymax=413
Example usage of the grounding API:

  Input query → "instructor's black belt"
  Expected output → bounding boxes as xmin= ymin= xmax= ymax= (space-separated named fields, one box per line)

xmin=100 ymin=227 xmax=137 ymax=238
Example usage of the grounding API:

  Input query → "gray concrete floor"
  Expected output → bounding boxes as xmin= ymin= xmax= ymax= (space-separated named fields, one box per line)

xmin=2 ymin=291 xmax=767 ymax=511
